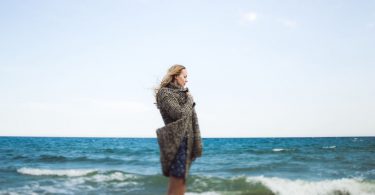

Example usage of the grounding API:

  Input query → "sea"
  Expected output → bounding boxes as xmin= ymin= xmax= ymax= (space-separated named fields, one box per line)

xmin=0 ymin=136 xmax=374 ymax=195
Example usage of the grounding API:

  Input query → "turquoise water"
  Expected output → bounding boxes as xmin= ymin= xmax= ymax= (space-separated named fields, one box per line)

xmin=0 ymin=136 xmax=374 ymax=194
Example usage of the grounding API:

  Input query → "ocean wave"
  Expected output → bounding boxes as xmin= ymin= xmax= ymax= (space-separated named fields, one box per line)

xmin=17 ymin=167 xmax=98 ymax=177
xmin=322 ymin=146 xmax=336 ymax=149
xmin=11 ymin=155 xmax=28 ymax=160
xmin=34 ymin=154 xmax=125 ymax=164
xmin=7 ymin=168 xmax=143 ymax=194
xmin=39 ymin=154 xmax=68 ymax=162
xmin=247 ymin=175 xmax=375 ymax=195
xmin=186 ymin=192 xmax=221 ymax=195
xmin=88 ymin=171 xmax=139 ymax=182
xmin=9 ymin=169 xmax=375 ymax=195
xmin=272 ymin=148 xmax=298 ymax=152
xmin=188 ymin=175 xmax=273 ymax=194
xmin=224 ymin=163 xmax=287 ymax=173
xmin=272 ymin=148 xmax=289 ymax=152
xmin=185 ymin=174 xmax=375 ymax=195
xmin=16 ymin=167 xmax=139 ymax=181
xmin=0 ymin=183 xmax=72 ymax=194
xmin=245 ymin=148 xmax=296 ymax=154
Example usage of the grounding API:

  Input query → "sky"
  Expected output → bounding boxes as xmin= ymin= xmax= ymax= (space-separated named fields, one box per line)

xmin=0 ymin=0 xmax=374 ymax=138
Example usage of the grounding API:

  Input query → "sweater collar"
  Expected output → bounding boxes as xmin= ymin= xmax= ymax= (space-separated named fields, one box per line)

xmin=167 ymin=82 xmax=189 ymax=92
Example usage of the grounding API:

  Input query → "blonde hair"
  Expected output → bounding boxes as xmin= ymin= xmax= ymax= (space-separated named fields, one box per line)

xmin=154 ymin=64 xmax=186 ymax=103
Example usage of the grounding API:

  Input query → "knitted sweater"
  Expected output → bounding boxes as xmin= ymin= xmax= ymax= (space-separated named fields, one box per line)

xmin=156 ymin=82 xmax=203 ymax=178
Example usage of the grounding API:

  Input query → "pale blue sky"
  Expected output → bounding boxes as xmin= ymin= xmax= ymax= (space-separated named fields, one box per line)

xmin=1 ymin=0 xmax=374 ymax=137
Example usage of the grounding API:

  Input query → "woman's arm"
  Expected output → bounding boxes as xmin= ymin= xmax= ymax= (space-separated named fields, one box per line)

xmin=158 ymin=89 xmax=194 ymax=121
xmin=192 ymin=107 xmax=203 ymax=158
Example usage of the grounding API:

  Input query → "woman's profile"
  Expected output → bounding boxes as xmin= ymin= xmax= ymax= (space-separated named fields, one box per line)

xmin=154 ymin=64 xmax=203 ymax=195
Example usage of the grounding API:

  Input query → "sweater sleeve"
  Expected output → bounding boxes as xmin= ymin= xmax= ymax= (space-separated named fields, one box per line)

xmin=158 ymin=89 xmax=194 ymax=121
xmin=192 ymin=107 xmax=203 ymax=158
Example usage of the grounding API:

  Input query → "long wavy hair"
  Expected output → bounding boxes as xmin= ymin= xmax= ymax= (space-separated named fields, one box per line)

xmin=154 ymin=64 xmax=186 ymax=104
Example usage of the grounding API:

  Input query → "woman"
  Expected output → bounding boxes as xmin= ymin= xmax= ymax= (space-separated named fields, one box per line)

xmin=154 ymin=64 xmax=203 ymax=195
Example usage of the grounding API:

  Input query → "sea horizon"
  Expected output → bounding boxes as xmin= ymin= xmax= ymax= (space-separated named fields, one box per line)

xmin=1 ymin=135 xmax=373 ymax=139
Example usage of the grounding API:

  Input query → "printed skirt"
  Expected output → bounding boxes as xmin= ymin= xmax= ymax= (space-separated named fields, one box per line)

xmin=169 ymin=136 xmax=188 ymax=178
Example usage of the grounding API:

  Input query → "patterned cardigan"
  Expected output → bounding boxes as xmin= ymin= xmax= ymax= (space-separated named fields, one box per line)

xmin=155 ymin=82 xmax=203 ymax=178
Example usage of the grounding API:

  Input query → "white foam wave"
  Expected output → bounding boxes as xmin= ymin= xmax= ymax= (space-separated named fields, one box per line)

xmin=247 ymin=175 xmax=375 ymax=195
xmin=272 ymin=148 xmax=285 ymax=152
xmin=64 ymin=172 xmax=140 ymax=189
xmin=17 ymin=167 xmax=97 ymax=177
xmin=91 ymin=171 xmax=138 ymax=182
xmin=323 ymin=146 xmax=336 ymax=149
xmin=186 ymin=192 xmax=220 ymax=195
xmin=0 ymin=182 xmax=71 ymax=195
xmin=272 ymin=148 xmax=295 ymax=152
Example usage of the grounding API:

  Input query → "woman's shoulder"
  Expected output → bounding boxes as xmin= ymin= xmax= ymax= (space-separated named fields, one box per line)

xmin=156 ymin=87 xmax=177 ymax=109
xmin=158 ymin=87 xmax=173 ymax=94
xmin=157 ymin=87 xmax=174 ymax=100
xmin=159 ymin=85 xmax=183 ymax=94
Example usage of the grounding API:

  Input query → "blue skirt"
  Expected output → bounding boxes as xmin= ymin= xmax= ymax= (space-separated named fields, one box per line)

xmin=169 ymin=136 xmax=188 ymax=178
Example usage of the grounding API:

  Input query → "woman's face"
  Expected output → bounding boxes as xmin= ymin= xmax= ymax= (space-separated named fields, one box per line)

xmin=174 ymin=69 xmax=188 ymax=87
